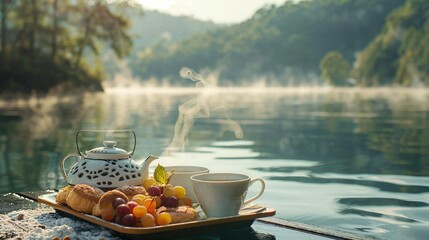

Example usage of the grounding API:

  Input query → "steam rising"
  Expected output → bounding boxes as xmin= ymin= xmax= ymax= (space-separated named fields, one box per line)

xmin=163 ymin=67 xmax=243 ymax=154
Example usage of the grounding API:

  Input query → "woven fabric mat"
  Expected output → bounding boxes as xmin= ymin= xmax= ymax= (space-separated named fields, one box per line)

xmin=0 ymin=206 xmax=118 ymax=240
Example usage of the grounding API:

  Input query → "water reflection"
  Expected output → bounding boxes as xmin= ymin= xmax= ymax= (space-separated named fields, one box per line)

xmin=337 ymin=197 xmax=429 ymax=207
xmin=339 ymin=208 xmax=419 ymax=223
xmin=268 ymin=176 xmax=429 ymax=193
xmin=1 ymin=88 xmax=429 ymax=240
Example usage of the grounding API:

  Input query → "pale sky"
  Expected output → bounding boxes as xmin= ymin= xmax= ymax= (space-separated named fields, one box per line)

xmin=136 ymin=0 xmax=289 ymax=24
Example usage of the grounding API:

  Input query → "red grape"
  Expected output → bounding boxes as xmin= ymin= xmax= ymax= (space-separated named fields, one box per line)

xmin=121 ymin=214 xmax=136 ymax=227
xmin=126 ymin=201 xmax=138 ymax=212
xmin=160 ymin=194 xmax=167 ymax=206
xmin=164 ymin=196 xmax=179 ymax=208
xmin=116 ymin=204 xmax=131 ymax=219
xmin=112 ymin=197 xmax=127 ymax=209
xmin=114 ymin=214 xmax=122 ymax=224
xmin=147 ymin=186 xmax=162 ymax=196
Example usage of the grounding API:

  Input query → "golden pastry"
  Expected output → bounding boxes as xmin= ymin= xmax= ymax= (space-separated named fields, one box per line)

xmin=55 ymin=185 xmax=73 ymax=205
xmin=157 ymin=206 xmax=199 ymax=223
xmin=66 ymin=184 xmax=104 ymax=214
xmin=98 ymin=189 xmax=129 ymax=209
xmin=116 ymin=185 xmax=147 ymax=199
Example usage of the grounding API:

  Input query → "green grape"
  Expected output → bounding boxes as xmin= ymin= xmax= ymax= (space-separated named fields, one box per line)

xmin=173 ymin=186 xmax=186 ymax=198
xmin=157 ymin=212 xmax=172 ymax=225
xmin=131 ymin=194 xmax=147 ymax=206
xmin=132 ymin=205 xmax=147 ymax=218
xmin=143 ymin=178 xmax=157 ymax=190
xmin=141 ymin=213 xmax=155 ymax=227
xmin=163 ymin=187 xmax=175 ymax=197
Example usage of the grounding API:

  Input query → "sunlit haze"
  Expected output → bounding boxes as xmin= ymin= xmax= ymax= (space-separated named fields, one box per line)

xmin=136 ymin=0 xmax=289 ymax=24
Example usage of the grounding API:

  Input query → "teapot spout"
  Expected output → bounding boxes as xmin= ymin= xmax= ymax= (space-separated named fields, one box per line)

xmin=145 ymin=155 xmax=159 ymax=164
xmin=140 ymin=155 xmax=159 ymax=180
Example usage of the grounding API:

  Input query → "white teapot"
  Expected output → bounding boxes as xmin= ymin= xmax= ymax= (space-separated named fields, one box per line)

xmin=60 ymin=130 xmax=158 ymax=188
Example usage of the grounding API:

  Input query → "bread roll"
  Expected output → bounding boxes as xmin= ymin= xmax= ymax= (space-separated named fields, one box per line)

xmin=116 ymin=185 xmax=147 ymax=199
xmin=92 ymin=203 xmax=102 ymax=216
xmin=55 ymin=185 xmax=73 ymax=205
xmin=66 ymin=184 xmax=104 ymax=214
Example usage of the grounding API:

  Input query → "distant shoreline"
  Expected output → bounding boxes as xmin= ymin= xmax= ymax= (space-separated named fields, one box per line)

xmin=103 ymin=86 xmax=429 ymax=95
xmin=1 ymin=86 xmax=428 ymax=99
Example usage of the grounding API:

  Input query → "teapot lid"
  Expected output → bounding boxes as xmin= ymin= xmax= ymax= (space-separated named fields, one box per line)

xmin=85 ymin=141 xmax=130 ymax=160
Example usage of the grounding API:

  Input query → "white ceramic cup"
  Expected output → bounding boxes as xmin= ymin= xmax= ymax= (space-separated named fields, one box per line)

xmin=164 ymin=166 xmax=209 ymax=202
xmin=191 ymin=173 xmax=265 ymax=218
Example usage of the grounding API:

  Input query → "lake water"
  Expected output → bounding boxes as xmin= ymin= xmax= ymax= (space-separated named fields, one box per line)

xmin=1 ymin=87 xmax=429 ymax=240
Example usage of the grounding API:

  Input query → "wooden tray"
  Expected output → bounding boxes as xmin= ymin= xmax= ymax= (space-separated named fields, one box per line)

xmin=38 ymin=193 xmax=275 ymax=237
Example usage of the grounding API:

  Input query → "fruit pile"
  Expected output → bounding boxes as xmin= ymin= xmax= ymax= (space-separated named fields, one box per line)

xmin=98 ymin=165 xmax=193 ymax=227
xmin=144 ymin=181 xmax=192 ymax=208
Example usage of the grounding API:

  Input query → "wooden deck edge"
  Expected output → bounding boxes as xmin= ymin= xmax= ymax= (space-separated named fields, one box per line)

xmin=17 ymin=190 xmax=56 ymax=201
xmin=256 ymin=217 xmax=382 ymax=240
xmin=15 ymin=191 xmax=381 ymax=240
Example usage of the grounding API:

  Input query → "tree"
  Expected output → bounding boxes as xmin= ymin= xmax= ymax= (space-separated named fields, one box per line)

xmin=0 ymin=0 xmax=135 ymax=93
xmin=74 ymin=0 xmax=132 ymax=67
xmin=1 ymin=0 xmax=12 ymax=63
xmin=354 ymin=0 xmax=429 ymax=86
xmin=51 ymin=0 xmax=58 ymax=59
xmin=320 ymin=51 xmax=351 ymax=86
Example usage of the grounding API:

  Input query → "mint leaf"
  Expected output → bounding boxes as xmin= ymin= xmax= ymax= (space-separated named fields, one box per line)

xmin=167 ymin=169 xmax=174 ymax=183
xmin=154 ymin=164 xmax=167 ymax=184
xmin=154 ymin=164 xmax=175 ymax=185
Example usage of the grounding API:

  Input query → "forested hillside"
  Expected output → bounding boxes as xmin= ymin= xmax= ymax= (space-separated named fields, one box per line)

xmin=130 ymin=0 xmax=404 ymax=86
xmin=0 ymin=0 xmax=219 ymax=93
xmin=2 ymin=0 xmax=426 ymax=92
xmin=129 ymin=10 xmax=219 ymax=48
xmin=103 ymin=9 xmax=220 ymax=81
xmin=353 ymin=0 xmax=429 ymax=86
xmin=0 ymin=0 xmax=133 ymax=93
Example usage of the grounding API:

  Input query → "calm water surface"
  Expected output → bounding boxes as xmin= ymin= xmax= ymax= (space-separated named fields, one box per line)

xmin=1 ymin=88 xmax=429 ymax=240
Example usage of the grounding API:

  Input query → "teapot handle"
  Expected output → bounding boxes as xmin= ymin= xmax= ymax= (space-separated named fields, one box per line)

xmin=61 ymin=153 xmax=81 ymax=183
